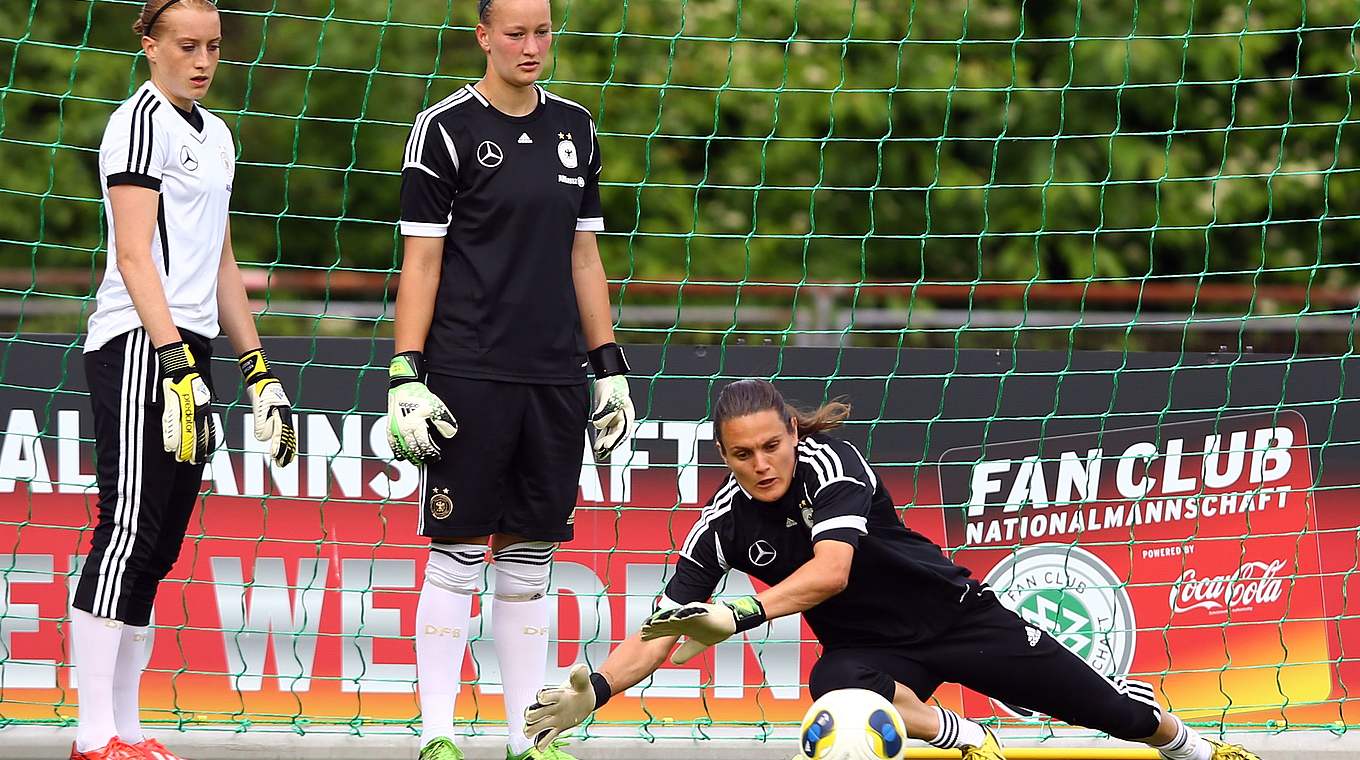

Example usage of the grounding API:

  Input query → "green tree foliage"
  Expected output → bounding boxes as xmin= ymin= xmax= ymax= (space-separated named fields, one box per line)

xmin=2 ymin=0 xmax=1357 ymax=325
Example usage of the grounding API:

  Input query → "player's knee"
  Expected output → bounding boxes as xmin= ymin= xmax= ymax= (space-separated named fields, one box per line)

xmin=425 ymin=544 xmax=487 ymax=594
xmin=142 ymin=552 xmax=180 ymax=587
xmin=809 ymin=653 xmax=894 ymax=702
xmin=492 ymin=541 xmax=554 ymax=601
xmin=1091 ymin=702 xmax=1161 ymax=742
xmin=1071 ymin=682 xmax=1162 ymax=741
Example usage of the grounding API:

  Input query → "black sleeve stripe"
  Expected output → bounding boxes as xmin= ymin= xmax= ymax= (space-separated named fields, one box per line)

xmin=141 ymin=102 xmax=161 ymax=175
xmin=125 ymin=91 xmax=154 ymax=173
xmin=127 ymin=93 xmax=160 ymax=177
xmin=106 ymin=172 xmax=161 ymax=191
xmin=156 ymin=194 xmax=169 ymax=273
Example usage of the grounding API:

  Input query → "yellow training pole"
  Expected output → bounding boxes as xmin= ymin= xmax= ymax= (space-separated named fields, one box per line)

xmin=904 ymin=749 xmax=1161 ymax=759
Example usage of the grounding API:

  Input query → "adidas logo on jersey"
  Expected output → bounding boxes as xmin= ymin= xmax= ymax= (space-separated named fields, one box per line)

xmin=785 ymin=518 xmax=797 ymax=528
xmin=518 ymin=132 xmax=533 ymax=144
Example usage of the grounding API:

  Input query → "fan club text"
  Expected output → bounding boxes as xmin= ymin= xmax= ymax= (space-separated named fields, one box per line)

xmin=961 ymin=423 xmax=1302 ymax=546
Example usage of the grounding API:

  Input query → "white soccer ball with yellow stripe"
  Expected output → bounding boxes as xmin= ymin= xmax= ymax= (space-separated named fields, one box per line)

xmin=798 ymin=688 xmax=906 ymax=760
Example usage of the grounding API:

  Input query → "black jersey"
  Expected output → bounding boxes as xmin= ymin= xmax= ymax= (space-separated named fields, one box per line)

xmin=399 ymin=84 xmax=604 ymax=384
xmin=663 ymin=433 xmax=975 ymax=648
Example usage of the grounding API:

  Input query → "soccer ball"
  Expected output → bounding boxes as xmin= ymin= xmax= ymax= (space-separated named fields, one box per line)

xmin=798 ymin=688 xmax=906 ymax=760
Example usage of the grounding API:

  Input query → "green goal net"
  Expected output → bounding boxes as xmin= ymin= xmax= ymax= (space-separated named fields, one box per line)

xmin=1 ymin=0 xmax=1358 ymax=748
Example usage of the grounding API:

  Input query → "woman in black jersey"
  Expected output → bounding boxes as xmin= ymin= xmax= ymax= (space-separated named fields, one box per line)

xmin=521 ymin=380 xmax=1261 ymax=760
xmin=71 ymin=1 xmax=297 ymax=759
xmin=386 ymin=1 xmax=633 ymax=759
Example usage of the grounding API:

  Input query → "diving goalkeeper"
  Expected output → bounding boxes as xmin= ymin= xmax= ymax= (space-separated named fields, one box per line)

xmin=522 ymin=379 xmax=1260 ymax=760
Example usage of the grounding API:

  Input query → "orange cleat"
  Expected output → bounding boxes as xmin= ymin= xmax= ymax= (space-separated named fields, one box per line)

xmin=134 ymin=738 xmax=191 ymax=760
xmin=69 ymin=737 xmax=145 ymax=760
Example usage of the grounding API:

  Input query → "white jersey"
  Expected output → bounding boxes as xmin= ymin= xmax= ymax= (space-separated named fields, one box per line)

xmin=86 ymin=81 xmax=235 ymax=352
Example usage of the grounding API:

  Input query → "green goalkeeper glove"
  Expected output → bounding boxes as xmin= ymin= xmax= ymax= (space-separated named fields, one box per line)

xmin=157 ymin=341 xmax=216 ymax=465
xmin=386 ymin=351 xmax=457 ymax=464
xmin=238 ymin=348 xmax=297 ymax=467
xmin=640 ymin=596 xmax=767 ymax=665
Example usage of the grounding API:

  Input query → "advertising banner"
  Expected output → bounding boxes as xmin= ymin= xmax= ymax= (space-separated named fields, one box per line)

xmin=936 ymin=411 xmax=1329 ymax=720
xmin=0 ymin=340 xmax=1355 ymax=731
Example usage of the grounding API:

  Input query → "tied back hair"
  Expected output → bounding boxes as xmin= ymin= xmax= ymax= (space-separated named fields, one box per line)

xmin=133 ymin=0 xmax=217 ymax=38
xmin=479 ymin=0 xmax=552 ymax=25
xmin=713 ymin=379 xmax=850 ymax=445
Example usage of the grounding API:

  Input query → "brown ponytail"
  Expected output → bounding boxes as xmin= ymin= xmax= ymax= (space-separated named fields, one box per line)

xmin=133 ymin=0 xmax=217 ymax=38
xmin=713 ymin=379 xmax=851 ymax=445
xmin=791 ymin=397 xmax=852 ymax=437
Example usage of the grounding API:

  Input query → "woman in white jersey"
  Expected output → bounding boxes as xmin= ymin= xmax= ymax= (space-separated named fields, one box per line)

xmin=71 ymin=2 xmax=297 ymax=759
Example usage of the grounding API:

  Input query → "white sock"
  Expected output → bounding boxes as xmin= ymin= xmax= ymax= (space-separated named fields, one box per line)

xmin=926 ymin=706 xmax=987 ymax=749
xmin=416 ymin=573 xmax=476 ymax=746
xmin=493 ymin=595 xmax=549 ymax=755
xmin=1154 ymin=714 xmax=1213 ymax=760
xmin=72 ymin=608 xmax=124 ymax=752
xmin=113 ymin=623 xmax=153 ymax=744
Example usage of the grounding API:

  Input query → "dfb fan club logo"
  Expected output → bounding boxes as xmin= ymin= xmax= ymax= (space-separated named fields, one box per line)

xmin=984 ymin=543 xmax=1136 ymax=719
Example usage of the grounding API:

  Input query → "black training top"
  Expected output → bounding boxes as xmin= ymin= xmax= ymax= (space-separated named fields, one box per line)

xmin=663 ymin=433 xmax=976 ymax=648
xmin=399 ymin=84 xmax=604 ymax=384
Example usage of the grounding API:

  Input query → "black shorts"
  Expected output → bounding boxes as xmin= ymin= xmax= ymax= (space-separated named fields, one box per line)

xmin=73 ymin=328 xmax=214 ymax=626
xmin=808 ymin=589 xmax=1162 ymax=742
xmin=419 ymin=374 xmax=588 ymax=543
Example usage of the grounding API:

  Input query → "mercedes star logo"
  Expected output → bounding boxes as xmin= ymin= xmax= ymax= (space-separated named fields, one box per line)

xmin=179 ymin=145 xmax=198 ymax=171
xmin=477 ymin=140 xmax=503 ymax=168
xmin=748 ymin=539 xmax=777 ymax=567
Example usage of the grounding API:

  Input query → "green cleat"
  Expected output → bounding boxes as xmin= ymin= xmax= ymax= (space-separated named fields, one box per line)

xmin=419 ymin=737 xmax=464 ymax=760
xmin=506 ymin=740 xmax=578 ymax=760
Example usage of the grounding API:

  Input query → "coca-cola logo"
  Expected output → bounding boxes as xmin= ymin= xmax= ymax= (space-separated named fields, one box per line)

xmin=1169 ymin=559 xmax=1288 ymax=614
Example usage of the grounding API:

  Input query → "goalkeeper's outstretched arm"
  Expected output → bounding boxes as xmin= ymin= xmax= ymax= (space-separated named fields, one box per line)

xmin=597 ymin=630 xmax=678 ymax=695
xmin=641 ymin=540 xmax=854 ymax=665
xmin=523 ymin=541 xmax=854 ymax=751
xmin=522 ymin=631 xmax=676 ymax=751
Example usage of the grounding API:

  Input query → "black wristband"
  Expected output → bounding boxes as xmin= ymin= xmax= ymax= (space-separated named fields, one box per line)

xmin=587 ymin=343 xmax=630 ymax=378
xmin=238 ymin=348 xmax=273 ymax=383
xmin=156 ymin=341 xmax=193 ymax=376
xmin=389 ymin=351 xmax=425 ymax=388
xmin=589 ymin=671 xmax=613 ymax=709
xmin=728 ymin=596 xmax=768 ymax=634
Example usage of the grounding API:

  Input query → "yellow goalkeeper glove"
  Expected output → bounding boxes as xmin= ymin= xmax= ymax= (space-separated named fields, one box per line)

xmin=238 ymin=348 xmax=297 ymax=467
xmin=156 ymin=341 xmax=216 ymax=465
